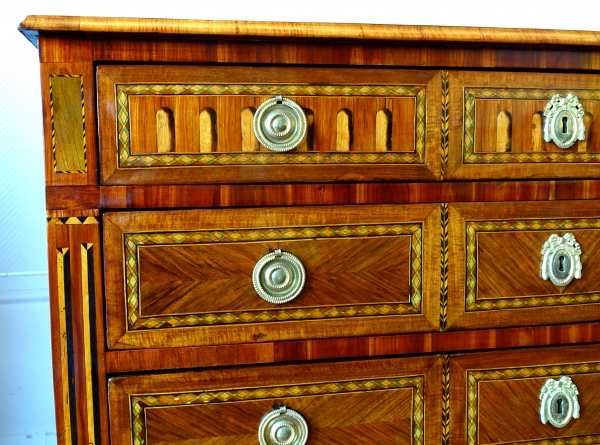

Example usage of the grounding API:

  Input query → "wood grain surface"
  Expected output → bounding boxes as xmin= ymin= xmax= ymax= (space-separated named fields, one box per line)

xmin=108 ymin=356 xmax=442 ymax=445
xmin=450 ymin=344 xmax=600 ymax=445
xmin=19 ymin=15 xmax=600 ymax=47
xmin=103 ymin=204 xmax=440 ymax=349
xmin=447 ymin=70 xmax=600 ymax=180
xmin=26 ymin=17 xmax=600 ymax=445
xmin=138 ymin=236 xmax=412 ymax=315
xmin=122 ymin=75 xmax=417 ymax=154
xmin=97 ymin=65 xmax=439 ymax=184
xmin=46 ymin=210 xmax=108 ymax=445
xmin=104 ymin=322 xmax=600 ymax=373
xmin=45 ymin=181 xmax=600 ymax=210
xmin=477 ymin=229 xmax=600 ymax=298
xmin=446 ymin=200 xmax=600 ymax=330
xmin=40 ymin=62 xmax=98 ymax=186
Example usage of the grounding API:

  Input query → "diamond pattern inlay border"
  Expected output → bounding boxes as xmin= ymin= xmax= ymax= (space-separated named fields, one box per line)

xmin=466 ymin=362 xmax=600 ymax=445
xmin=115 ymin=83 xmax=427 ymax=167
xmin=125 ymin=224 xmax=423 ymax=330
xmin=465 ymin=218 xmax=600 ymax=311
xmin=463 ymin=88 xmax=600 ymax=164
xmin=130 ymin=375 xmax=425 ymax=445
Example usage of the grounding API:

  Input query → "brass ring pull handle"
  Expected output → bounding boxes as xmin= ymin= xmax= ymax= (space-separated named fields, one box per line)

xmin=540 ymin=376 xmax=580 ymax=428
xmin=253 ymin=95 xmax=307 ymax=151
xmin=258 ymin=406 xmax=308 ymax=445
xmin=252 ymin=250 xmax=306 ymax=304
xmin=543 ymin=94 xmax=586 ymax=149
xmin=540 ymin=233 xmax=582 ymax=287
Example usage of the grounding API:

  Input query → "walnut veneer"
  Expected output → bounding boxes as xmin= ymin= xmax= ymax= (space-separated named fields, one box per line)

xmin=19 ymin=15 xmax=600 ymax=445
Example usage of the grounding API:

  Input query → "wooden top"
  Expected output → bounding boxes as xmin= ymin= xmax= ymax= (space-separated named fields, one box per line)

xmin=19 ymin=15 xmax=600 ymax=48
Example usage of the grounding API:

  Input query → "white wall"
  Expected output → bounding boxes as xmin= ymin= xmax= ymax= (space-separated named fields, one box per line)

xmin=2 ymin=1 xmax=600 ymax=444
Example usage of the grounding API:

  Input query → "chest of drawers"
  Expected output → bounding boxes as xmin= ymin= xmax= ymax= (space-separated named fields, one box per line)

xmin=20 ymin=16 xmax=600 ymax=445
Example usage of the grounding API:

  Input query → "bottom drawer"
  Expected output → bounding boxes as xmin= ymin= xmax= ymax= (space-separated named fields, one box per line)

xmin=450 ymin=344 xmax=600 ymax=445
xmin=109 ymin=356 xmax=443 ymax=445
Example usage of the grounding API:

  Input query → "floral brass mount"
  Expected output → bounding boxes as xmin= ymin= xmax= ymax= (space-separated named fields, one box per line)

xmin=543 ymin=94 xmax=586 ymax=149
xmin=540 ymin=233 xmax=582 ymax=287
xmin=540 ymin=376 xmax=580 ymax=428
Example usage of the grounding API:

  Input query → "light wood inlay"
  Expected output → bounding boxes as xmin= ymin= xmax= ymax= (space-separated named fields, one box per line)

xmin=56 ymin=248 xmax=72 ymax=445
xmin=199 ymin=107 xmax=217 ymax=152
xmin=496 ymin=111 xmax=511 ymax=152
xmin=156 ymin=108 xmax=175 ymax=153
xmin=50 ymin=75 xmax=86 ymax=173
xmin=336 ymin=108 xmax=352 ymax=151
xmin=580 ymin=112 xmax=594 ymax=152
xmin=376 ymin=109 xmax=392 ymax=151
xmin=532 ymin=112 xmax=544 ymax=152
xmin=80 ymin=244 xmax=96 ymax=445
xmin=241 ymin=107 xmax=258 ymax=152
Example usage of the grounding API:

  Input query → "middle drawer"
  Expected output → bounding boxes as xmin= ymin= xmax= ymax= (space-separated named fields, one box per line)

xmin=104 ymin=204 xmax=440 ymax=349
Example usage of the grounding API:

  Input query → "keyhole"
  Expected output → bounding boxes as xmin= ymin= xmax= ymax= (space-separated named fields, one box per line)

xmin=562 ymin=116 xmax=569 ymax=134
xmin=557 ymin=397 xmax=563 ymax=414
xmin=559 ymin=255 xmax=565 ymax=272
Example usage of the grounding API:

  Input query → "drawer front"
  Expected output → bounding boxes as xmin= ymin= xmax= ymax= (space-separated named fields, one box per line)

xmin=98 ymin=65 xmax=441 ymax=184
xmin=445 ymin=200 xmax=600 ymax=330
xmin=446 ymin=71 xmax=600 ymax=179
xmin=104 ymin=204 xmax=440 ymax=349
xmin=450 ymin=345 xmax=600 ymax=445
xmin=108 ymin=356 xmax=443 ymax=445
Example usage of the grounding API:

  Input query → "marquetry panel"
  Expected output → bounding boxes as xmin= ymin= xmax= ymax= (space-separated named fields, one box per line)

xmin=104 ymin=204 xmax=440 ymax=349
xmin=98 ymin=65 xmax=441 ymax=184
xmin=447 ymin=71 xmax=600 ymax=179
xmin=46 ymin=210 xmax=106 ymax=445
xmin=450 ymin=345 xmax=600 ymax=445
xmin=108 ymin=356 xmax=443 ymax=445
xmin=49 ymin=75 xmax=86 ymax=172
xmin=446 ymin=200 xmax=600 ymax=330
xmin=40 ymin=63 xmax=98 ymax=185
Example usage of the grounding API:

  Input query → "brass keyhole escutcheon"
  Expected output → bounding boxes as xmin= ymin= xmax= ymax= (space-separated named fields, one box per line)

xmin=543 ymin=94 xmax=585 ymax=149
xmin=540 ymin=376 xmax=580 ymax=428
xmin=540 ymin=233 xmax=582 ymax=287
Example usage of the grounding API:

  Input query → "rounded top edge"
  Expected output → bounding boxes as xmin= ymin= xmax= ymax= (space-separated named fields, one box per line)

xmin=18 ymin=15 xmax=600 ymax=47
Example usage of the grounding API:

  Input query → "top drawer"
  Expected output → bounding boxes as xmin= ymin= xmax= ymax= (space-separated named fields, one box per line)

xmin=446 ymin=70 xmax=600 ymax=179
xmin=97 ymin=65 xmax=441 ymax=184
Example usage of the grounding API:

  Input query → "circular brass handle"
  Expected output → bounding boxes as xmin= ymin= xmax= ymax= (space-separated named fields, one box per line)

xmin=253 ymin=96 xmax=307 ymax=151
xmin=543 ymin=94 xmax=586 ymax=149
xmin=258 ymin=406 xmax=308 ymax=445
xmin=540 ymin=233 xmax=582 ymax=287
xmin=540 ymin=376 xmax=580 ymax=428
xmin=252 ymin=249 xmax=305 ymax=304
